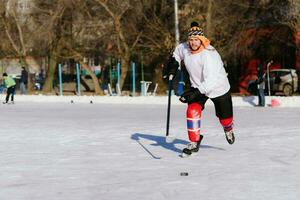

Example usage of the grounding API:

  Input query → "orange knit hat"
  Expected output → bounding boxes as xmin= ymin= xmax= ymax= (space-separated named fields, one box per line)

xmin=188 ymin=22 xmax=210 ymax=48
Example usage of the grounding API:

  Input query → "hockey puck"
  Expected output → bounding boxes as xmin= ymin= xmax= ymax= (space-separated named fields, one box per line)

xmin=180 ymin=172 xmax=188 ymax=176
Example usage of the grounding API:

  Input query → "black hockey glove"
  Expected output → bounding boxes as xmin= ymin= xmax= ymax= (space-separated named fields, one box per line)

xmin=179 ymin=87 xmax=205 ymax=103
xmin=162 ymin=56 xmax=179 ymax=80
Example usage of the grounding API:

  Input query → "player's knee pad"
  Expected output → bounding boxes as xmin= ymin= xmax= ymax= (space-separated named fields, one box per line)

xmin=219 ymin=117 xmax=233 ymax=131
xmin=187 ymin=103 xmax=202 ymax=142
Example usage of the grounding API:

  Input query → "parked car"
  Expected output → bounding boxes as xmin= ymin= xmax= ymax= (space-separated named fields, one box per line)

xmin=247 ymin=69 xmax=298 ymax=96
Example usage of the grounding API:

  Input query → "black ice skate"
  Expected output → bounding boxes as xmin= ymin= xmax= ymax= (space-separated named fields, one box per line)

xmin=225 ymin=129 xmax=235 ymax=144
xmin=182 ymin=135 xmax=203 ymax=157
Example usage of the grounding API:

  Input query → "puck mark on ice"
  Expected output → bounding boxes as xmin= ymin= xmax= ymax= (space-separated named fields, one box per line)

xmin=180 ymin=172 xmax=188 ymax=176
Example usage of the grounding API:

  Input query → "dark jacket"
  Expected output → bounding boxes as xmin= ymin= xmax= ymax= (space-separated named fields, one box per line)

xmin=20 ymin=69 xmax=28 ymax=84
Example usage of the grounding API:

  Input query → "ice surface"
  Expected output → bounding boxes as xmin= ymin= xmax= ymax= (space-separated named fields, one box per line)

xmin=0 ymin=96 xmax=299 ymax=200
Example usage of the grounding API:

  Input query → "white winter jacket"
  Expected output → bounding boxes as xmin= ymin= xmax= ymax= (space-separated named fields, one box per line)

xmin=173 ymin=43 xmax=230 ymax=98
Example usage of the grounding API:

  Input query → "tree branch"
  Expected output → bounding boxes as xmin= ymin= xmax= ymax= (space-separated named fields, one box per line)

xmin=11 ymin=10 xmax=26 ymax=56
xmin=0 ymin=14 xmax=21 ymax=54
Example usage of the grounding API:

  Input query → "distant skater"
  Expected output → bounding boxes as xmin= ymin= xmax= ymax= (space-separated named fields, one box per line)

xmin=2 ymin=73 xmax=16 ymax=104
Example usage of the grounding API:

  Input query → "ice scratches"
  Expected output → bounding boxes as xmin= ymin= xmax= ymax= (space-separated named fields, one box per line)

xmin=5 ymin=183 xmax=28 ymax=188
xmin=269 ymin=157 xmax=290 ymax=166
xmin=269 ymin=152 xmax=298 ymax=166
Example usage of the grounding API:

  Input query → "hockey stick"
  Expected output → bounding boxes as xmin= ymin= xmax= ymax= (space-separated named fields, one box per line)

xmin=166 ymin=75 xmax=175 ymax=143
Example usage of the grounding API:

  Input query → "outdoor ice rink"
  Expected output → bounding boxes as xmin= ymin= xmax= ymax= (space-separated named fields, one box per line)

xmin=0 ymin=96 xmax=299 ymax=200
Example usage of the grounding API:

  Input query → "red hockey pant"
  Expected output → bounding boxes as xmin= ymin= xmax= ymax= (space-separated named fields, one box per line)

xmin=186 ymin=103 xmax=233 ymax=142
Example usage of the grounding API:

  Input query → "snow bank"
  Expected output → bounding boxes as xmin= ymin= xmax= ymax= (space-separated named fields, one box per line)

xmin=11 ymin=94 xmax=300 ymax=107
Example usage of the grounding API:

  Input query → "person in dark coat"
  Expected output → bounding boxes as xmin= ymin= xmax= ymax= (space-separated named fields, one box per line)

xmin=20 ymin=67 xmax=28 ymax=94
xmin=257 ymin=63 xmax=265 ymax=107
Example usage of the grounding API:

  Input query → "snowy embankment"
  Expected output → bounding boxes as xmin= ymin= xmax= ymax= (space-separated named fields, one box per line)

xmin=12 ymin=94 xmax=300 ymax=107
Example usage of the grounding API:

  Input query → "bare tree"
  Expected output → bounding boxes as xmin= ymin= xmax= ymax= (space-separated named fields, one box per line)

xmin=0 ymin=0 xmax=37 ymax=90
xmin=94 ymin=0 xmax=143 ymax=91
xmin=30 ymin=0 xmax=67 ymax=94
xmin=33 ymin=0 xmax=105 ymax=94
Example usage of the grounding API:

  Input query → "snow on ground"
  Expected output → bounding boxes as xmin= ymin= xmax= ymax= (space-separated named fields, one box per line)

xmin=8 ymin=94 xmax=300 ymax=107
xmin=0 ymin=95 xmax=300 ymax=200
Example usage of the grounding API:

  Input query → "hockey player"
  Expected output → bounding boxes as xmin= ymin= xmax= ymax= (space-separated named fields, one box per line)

xmin=165 ymin=22 xmax=235 ymax=156
xmin=2 ymin=73 xmax=16 ymax=104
